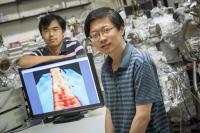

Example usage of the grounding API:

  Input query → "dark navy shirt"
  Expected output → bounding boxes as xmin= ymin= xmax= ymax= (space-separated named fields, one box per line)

xmin=102 ymin=43 xmax=169 ymax=133
xmin=31 ymin=40 xmax=84 ymax=57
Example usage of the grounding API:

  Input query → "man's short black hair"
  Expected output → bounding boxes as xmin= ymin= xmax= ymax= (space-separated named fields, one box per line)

xmin=84 ymin=7 xmax=124 ymax=37
xmin=39 ymin=14 xmax=66 ymax=34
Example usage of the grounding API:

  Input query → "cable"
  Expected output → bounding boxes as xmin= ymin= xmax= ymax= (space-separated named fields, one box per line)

xmin=177 ymin=74 xmax=200 ymax=104
xmin=192 ymin=60 xmax=200 ymax=98
xmin=179 ymin=102 xmax=182 ymax=133
xmin=158 ymin=64 xmax=200 ymax=131
xmin=169 ymin=72 xmax=197 ymax=132
xmin=162 ymin=68 xmax=200 ymax=104
xmin=170 ymin=72 xmax=195 ymax=118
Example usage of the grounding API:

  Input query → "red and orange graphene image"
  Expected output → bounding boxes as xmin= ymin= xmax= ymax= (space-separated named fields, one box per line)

xmin=50 ymin=67 xmax=81 ymax=111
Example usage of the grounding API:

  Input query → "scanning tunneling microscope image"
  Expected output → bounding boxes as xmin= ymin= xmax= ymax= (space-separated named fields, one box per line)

xmin=35 ymin=67 xmax=90 ymax=113
xmin=50 ymin=67 xmax=81 ymax=111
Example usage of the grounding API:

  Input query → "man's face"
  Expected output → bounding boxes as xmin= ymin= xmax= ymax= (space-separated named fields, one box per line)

xmin=41 ymin=20 xmax=65 ymax=49
xmin=89 ymin=17 xmax=124 ymax=55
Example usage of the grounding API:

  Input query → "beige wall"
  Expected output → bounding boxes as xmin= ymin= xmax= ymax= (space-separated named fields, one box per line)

xmin=0 ymin=0 xmax=132 ymax=45
xmin=0 ymin=0 xmax=91 ymax=44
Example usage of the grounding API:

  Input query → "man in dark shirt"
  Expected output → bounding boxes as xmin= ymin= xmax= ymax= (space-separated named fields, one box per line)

xmin=84 ymin=7 xmax=169 ymax=133
xmin=18 ymin=14 xmax=84 ymax=68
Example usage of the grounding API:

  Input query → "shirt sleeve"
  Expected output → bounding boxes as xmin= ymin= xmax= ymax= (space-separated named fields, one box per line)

xmin=30 ymin=50 xmax=41 ymax=56
xmin=74 ymin=41 xmax=85 ymax=56
xmin=134 ymin=57 xmax=163 ymax=105
xmin=27 ymin=48 xmax=44 ymax=56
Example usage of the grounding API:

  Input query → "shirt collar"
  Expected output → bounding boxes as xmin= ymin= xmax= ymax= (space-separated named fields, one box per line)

xmin=119 ymin=43 xmax=132 ymax=69
xmin=59 ymin=40 xmax=68 ymax=54
xmin=43 ymin=46 xmax=51 ymax=55
xmin=103 ymin=43 xmax=132 ymax=71
xmin=43 ymin=41 xmax=65 ymax=55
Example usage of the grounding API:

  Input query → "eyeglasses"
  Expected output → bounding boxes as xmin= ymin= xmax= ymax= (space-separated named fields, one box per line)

xmin=89 ymin=26 xmax=115 ymax=42
xmin=43 ymin=27 xmax=62 ymax=34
